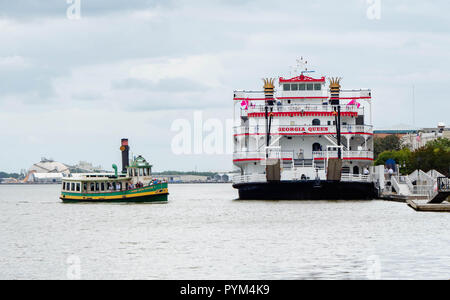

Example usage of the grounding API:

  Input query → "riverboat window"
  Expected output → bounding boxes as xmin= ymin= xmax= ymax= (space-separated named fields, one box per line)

xmin=71 ymin=183 xmax=75 ymax=191
xmin=283 ymin=84 xmax=291 ymax=91
xmin=143 ymin=168 xmax=147 ymax=176
xmin=101 ymin=182 xmax=105 ymax=191
xmin=83 ymin=183 xmax=87 ymax=192
xmin=90 ymin=183 xmax=95 ymax=191
xmin=76 ymin=183 xmax=80 ymax=192
xmin=314 ymin=84 xmax=322 ymax=91
xmin=312 ymin=119 xmax=321 ymax=126
xmin=327 ymin=121 xmax=331 ymax=126
xmin=95 ymin=183 xmax=99 ymax=191
xmin=291 ymin=84 xmax=298 ymax=91
xmin=139 ymin=168 xmax=143 ymax=176
xmin=307 ymin=84 xmax=314 ymax=91
xmin=298 ymin=84 xmax=306 ymax=91
xmin=63 ymin=182 xmax=66 ymax=190
xmin=312 ymin=143 xmax=322 ymax=152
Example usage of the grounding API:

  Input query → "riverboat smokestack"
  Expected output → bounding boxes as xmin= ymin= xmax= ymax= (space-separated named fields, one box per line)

xmin=329 ymin=77 xmax=342 ymax=159
xmin=263 ymin=78 xmax=275 ymax=105
xmin=120 ymin=138 xmax=130 ymax=173
xmin=263 ymin=78 xmax=276 ymax=149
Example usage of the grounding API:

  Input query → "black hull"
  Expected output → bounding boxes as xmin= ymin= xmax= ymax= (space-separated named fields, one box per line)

xmin=233 ymin=181 xmax=377 ymax=200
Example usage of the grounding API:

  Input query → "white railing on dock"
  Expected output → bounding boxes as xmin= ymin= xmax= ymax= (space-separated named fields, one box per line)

xmin=391 ymin=176 xmax=401 ymax=194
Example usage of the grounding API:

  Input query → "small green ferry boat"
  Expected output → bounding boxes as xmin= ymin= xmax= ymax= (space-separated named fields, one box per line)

xmin=60 ymin=139 xmax=168 ymax=203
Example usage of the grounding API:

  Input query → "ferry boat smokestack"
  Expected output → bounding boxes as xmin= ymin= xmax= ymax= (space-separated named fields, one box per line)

xmin=120 ymin=138 xmax=130 ymax=173
xmin=329 ymin=77 xmax=342 ymax=159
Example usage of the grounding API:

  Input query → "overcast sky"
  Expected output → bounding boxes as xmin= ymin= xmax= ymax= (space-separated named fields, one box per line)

xmin=1 ymin=0 xmax=449 ymax=173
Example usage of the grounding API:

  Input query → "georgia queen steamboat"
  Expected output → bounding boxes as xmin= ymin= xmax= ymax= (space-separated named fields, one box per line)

xmin=232 ymin=60 xmax=377 ymax=200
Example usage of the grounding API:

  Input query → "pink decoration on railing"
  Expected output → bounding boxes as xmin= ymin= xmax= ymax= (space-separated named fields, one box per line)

xmin=346 ymin=99 xmax=361 ymax=108
xmin=241 ymin=100 xmax=249 ymax=110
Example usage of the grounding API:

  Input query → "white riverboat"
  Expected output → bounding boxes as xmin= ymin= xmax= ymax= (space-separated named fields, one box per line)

xmin=232 ymin=60 xmax=377 ymax=200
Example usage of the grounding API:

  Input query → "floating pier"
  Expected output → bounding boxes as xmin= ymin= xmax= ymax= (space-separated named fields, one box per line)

xmin=407 ymin=200 xmax=450 ymax=212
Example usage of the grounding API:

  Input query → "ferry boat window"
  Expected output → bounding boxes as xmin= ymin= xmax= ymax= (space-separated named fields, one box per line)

xmin=101 ymin=182 xmax=105 ymax=191
xmin=83 ymin=183 xmax=87 ymax=192
xmin=76 ymin=183 xmax=80 ymax=192
xmin=95 ymin=182 xmax=99 ymax=192
xmin=90 ymin=183 xmax=95 ymax=191
xmin=71 ymin=183 xmax=75 ymax=191
xmin=298 ymin=84 xmax=306 ymax=91
xmin=283 ymin=84 xmax=291 ymax=91
xmin=327 ymin=121 xmax=331 ymax=126
xmin=139 ymin=168 xmax=143 ymax=176
xmin=291 ymin=84 xmax=298 ymax=91
xmin=63 ymin=182 xmax=66 ymax=190
xmin=312 ymin=119 xmax=321 ymax=126
xmin=307 ymin=84 xmax=314 ymax=91
xmin=314 ymin=84 xmax=321 ymax=91
xmin=143 ymin=168 xmax=148 ymax=176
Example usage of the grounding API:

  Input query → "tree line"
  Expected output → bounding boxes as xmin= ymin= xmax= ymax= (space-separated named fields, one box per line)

xmin=374 ymin=136 xmax=450 ymax=176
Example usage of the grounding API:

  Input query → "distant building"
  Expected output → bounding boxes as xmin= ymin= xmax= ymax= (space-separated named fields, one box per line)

xmin=29 ymin=158 xmax=70 ymax=176
xmin=401 ymin=123 xmax=449 ymax=150
xmin=373 ymin=125 xmax=417 ymax=139
xmin=375 ymin=123 xmax=449 ymax=150
xmin=70 ymin=161 xmax=104 ymax=173
xmin=30 ymin=173 xmax=63 ymax=183
xmin=154 ymin=175 xmax=209 ymax=183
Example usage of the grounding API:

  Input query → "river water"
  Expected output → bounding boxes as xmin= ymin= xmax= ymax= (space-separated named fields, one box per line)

xmin=0 ymin=184 xmax=449 ymax=280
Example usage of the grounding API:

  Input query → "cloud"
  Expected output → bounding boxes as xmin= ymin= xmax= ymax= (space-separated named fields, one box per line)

xmin=0 ymin=55 xmax=29 ymax=68
xmin=112 ymin=77 xmax=211 ymax=92
xmin=1 ymin=0 xmax=450 ymax=172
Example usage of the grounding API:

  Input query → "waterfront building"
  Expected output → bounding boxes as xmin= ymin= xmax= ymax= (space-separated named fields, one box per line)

xmin=29 ymin=158 xmax=70 ymax=176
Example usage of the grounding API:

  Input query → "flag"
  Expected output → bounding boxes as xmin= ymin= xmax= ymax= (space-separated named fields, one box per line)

xmin=347 ymin=99 xmax=361 ymax=108
xmin=416 ymin=133 xmax=421 ymax=142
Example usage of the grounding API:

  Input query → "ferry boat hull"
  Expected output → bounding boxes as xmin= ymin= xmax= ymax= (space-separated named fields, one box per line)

xmin=60 ymin=184 xmax=169 ymax=203
xmin=234 ymin=181 xmax=377 ymax=200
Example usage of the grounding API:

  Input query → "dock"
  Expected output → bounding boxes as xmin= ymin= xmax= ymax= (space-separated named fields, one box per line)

xmin=407 ymin=200 xmax=450 ymax=212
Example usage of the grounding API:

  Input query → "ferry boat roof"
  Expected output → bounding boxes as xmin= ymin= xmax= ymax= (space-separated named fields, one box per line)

xmin=63 ymin=175 xmax=131 ymax=182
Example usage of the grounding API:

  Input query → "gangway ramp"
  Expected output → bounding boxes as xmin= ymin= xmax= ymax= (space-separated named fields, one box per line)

xmin=428 ymin=177 xmax=450 ymax=204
